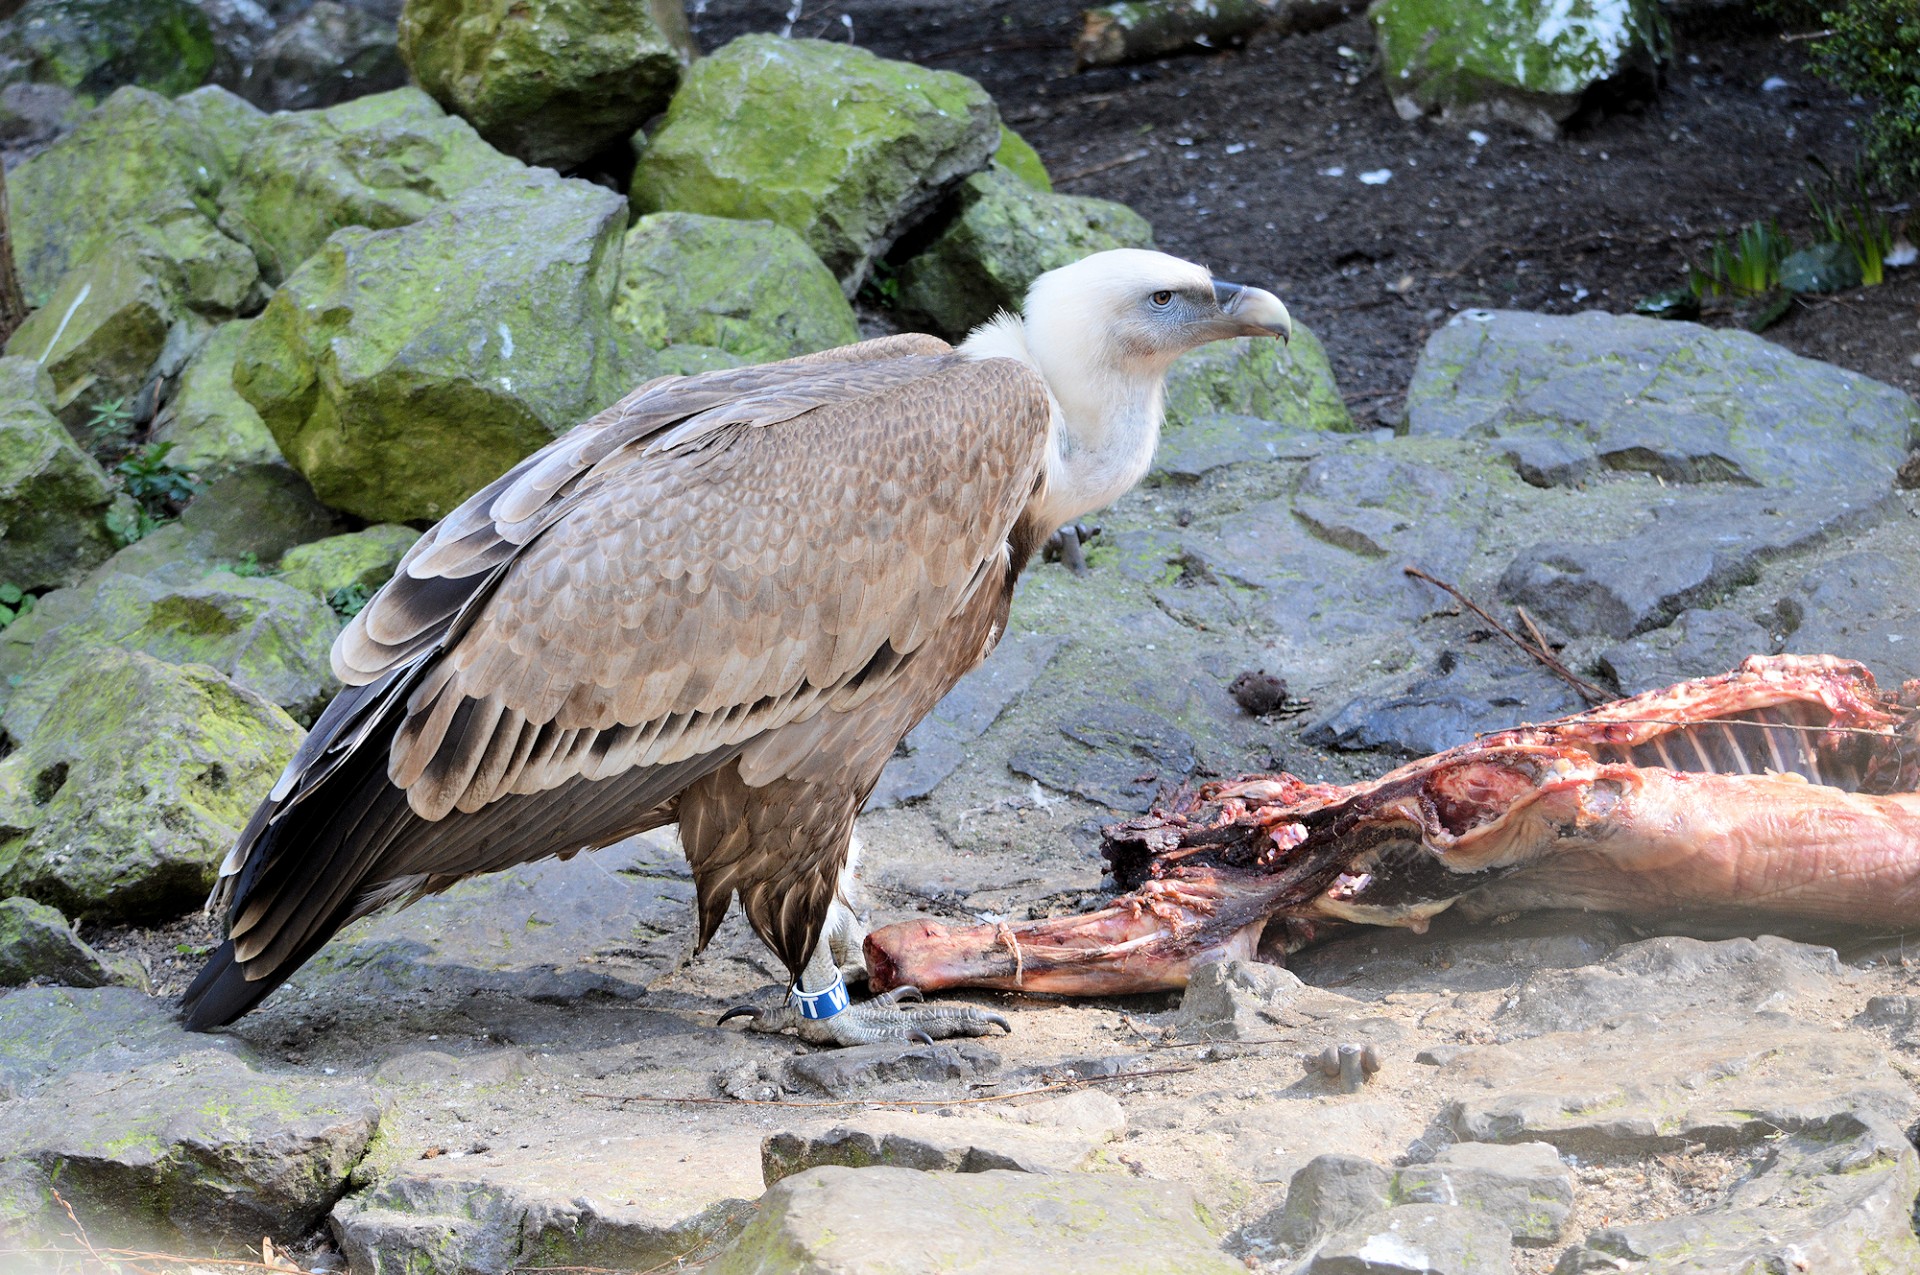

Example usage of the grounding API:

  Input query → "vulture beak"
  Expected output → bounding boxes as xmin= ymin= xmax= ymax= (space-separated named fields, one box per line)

xmin=1213 ymin=279 xmax=1293 ymax=343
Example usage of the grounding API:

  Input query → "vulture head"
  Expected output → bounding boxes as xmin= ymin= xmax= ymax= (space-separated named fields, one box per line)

xmin=963 ymin=248 xmax=1293 ymax=533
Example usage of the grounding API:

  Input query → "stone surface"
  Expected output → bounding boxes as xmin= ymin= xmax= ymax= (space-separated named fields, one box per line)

xmin=237 ymin=169 xmax=630 ymax=522
xmin=709 ymin=1166 xmax=1242 ymax=1274
xmin=0 ymin=895 xmax=114 ymax=987
xmin=4 ymin=241 xmax=171 ymax=429
xmin=1405 ymin=310 xmax=1919 ymax=495
xmin=869 ymin=631 xmax=1066 ymax=808
xmin=992 ymin=125 xmax=1051 ymax=192
xmin=1307 ymin=1203 xmax=1513 ymax=1274
xmin=1397 ymin=1141 xmax=1572 ymax=1245
xmin=614 ymin=211 xmax=858 ymax=364
xmin=1009 ymin=701 xmax=1198 ymax=812
xmin=1371 ymin=0 xmax=1667 ymax=140
xmin=0 ymin=1033 xmax=380 ymax=1251
xmin=0 ymin=0 xmax=216 ymax=102
xmin=1248 ymin=1153 xmax=1395 ymax=1252
xmin=1306 ymin=653 xmax=1586 ymax=758
xmin=0 ymin=568 xmax=341 ymax=725
xmin=277 ymin=523 xmax=420 ymax=600
xmin=247 ymin=0 xmax=409 ymax=113
xmin=400 ymin=0 xmax=692 ymax=170
xmin=1163 ymin=323 xmax=1352 ymax=437
xmin=8 ymin=84 xmax=263 ymax=311
xmin=0 ymin=370 xmax=120 ymax=589
xmin=782 ymin=1041 xmax=1002 ymax=1100
xmin=0 ymin=646 xmax=302 ymax=923
xmin=1551 ymin=1111 xmax=1920 ymax=1274
xmin=631 ymin=34 xmax=1000 ymax=294
xmin=217 ymin=86 xmax=526 ymax=286
xmin=88 ymin=463 xmax=347 ymax=587
xmin=148 ymin=319 xmax=284 ymax=472
xmin=895 ymin=166 xmax=1154 ymax=338
xmin=761 ymin=1091 xmax=1125 ymax=1183
xmin=1174 ymin=957 xmax=1369 ymax=1042
xmin=1776 ymin=550 xmax=1920 ymax=690
xmin=1597 ymin=606 xmax=1773 ymax=694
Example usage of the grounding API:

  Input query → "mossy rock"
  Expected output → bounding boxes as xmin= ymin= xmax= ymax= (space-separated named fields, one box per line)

xmin=0 ymin=569 xmax=341 ymax=729
xmin=217 ymin=86 xmax=527 ymax=286
xmin=0 ymin=646 xmax=301 ymax=924
xmin=7 ymin=85 xmax=262 ymax=310
xmin=0 ymin=363 xmax=119 ymax=590
xmin=0 ymin=896 xmax=116 ymax=987
xmin=400 ymin=0 xmax=693 ymax=171
xmin=1164 ymin=324 xmax=1353 ymax=436
xmin=0 ymin=0 xmax=215 ymax=102
xmin=149 ymin=321 xmax=283 ymax=473
xmin=631 ymin=34 xmax=999 ymax=295
xmin=3 ymin=242 xmax=172 ymax=431
xmin=993 ymin=125 xmax=1051 ymax=192
xmin=236 ymin=170 xmax=631 ymax=523
xmin=278 ymin=524 xmax=419 ymax=599
xmin=614 ymin=212 xmax=859 ymax=364
xmin=1370 ymin=0 xmax=1669 ymax=139
xmin=894 ymin=167 xmax=1153 ymax=339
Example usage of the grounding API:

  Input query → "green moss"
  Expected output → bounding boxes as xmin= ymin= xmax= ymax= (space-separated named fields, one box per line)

xmin=0 ymin=392 xmax=118 ymax=591
xmin=0 ymin=0 xmax=215 ymax=101
xmin=278 ymin=524 xmax=419 ymax=599
xmin=631 ymin=35 xmax=999 ymax=291
xmin=1163 ymin=324 xmax=1352 ymax=435
xmin=993 ymin=126 xmax=1052 ymax=192
xmin=150 ymin=322 xmax=282 ymax=473
xmin=614 ymin=212 xmax=859 ymax=364
xmin=4 ymin=242 xmax=172 ymax=431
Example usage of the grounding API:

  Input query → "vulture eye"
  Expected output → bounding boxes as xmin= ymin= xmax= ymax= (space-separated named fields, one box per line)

xmin=1150 ymin=290 xmax=1174 ymax=308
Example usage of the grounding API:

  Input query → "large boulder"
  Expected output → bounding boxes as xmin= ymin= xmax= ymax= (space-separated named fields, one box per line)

xmin=614 ymin=212 xmax=858 ymax=365
xmin=78 ymin=463 xmax=347 ymax=588
xmin=1405 ymin=309 xmax=1920 ymax=495
xmin=0 ymin=361 xmax=121 ymax=589
xmin=7 ymin=85 xmax=263 ymax=310
xmin=0 ymin=569 xmax=341 ymax=726
xmin=895 ymin=167 xmax=1154 ymax=339
xmin=247 ymin=0 xmax=410 ymax=113
xmin=148 ymin=320 xmax=284 ymax=472
xmin=631 ymin=35 xmax=1000 ymax=295
xmin=277 ymin=523 xmax=419 ymax=600
xmin=0 ymin=0 xmax=216 ymax=102
xmin=217 ymin=86 xmax=526 ymax=286
xmin=236 ymin=171 xmax=630 ymax=522
xmin=0 ymin=896 xmax=117 ymax=987
xmin=1163 ymin=323 xmax=1353 ymax=438
xmin=0 ymin=646 xmax=301 ymax=924
xmin=1370 ymin=0 xmax=1668 ymax=140
xmin=3 ymin=242 xmax=171 ymax=430
xmin=400 ymin=0 xmax=693 ymax=171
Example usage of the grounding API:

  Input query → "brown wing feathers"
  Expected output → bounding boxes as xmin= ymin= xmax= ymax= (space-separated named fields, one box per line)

xmin=181 ymin=335 xmax=1051 ymax=1029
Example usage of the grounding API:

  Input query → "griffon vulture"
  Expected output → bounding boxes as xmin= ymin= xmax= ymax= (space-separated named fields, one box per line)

xmin=181 ymin=249 xmax=1292 ymax=1044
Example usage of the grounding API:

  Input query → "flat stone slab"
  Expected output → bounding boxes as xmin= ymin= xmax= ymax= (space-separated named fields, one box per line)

xmin=709 ymin=1166 xmax=1243 ymax=1274
xmin=1397 ymin=1141 xmax=1572 ymax=1245
xmin=1306 ymin=1202 xmax=1512 ymax=1274
xmin=781 ymin=1040 xmax=1002 ymax=1099
xmin=761 ymin=1091 xmax=1125 ymax=1184
xmin=1405 ymin=309 xmax=1919 ymax=495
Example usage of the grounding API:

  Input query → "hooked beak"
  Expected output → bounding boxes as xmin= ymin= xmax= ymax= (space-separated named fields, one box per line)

xmin=1213 ymin=279 xmax=1292 ymax=343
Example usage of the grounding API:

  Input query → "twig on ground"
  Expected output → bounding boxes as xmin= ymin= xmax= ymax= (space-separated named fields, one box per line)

xmin=1403 ymin=567 xmax=1609 ymax=704
xmin=1053 ymin=148 xmax=1152 ymax=184
xmin=583 ymin=1063 xmax=1198 ymax=1111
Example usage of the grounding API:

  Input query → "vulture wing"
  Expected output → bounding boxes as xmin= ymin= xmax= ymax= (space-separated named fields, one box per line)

xmin=182 ymin=335 xmax=1053 ymax=1028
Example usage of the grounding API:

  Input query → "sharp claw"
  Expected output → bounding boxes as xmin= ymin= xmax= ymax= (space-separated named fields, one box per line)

xmin=983 ymin=1013 xmax=1011 ymax=1034
xmin=909 ymin=1029 xmax=934 ymax=1045
xmin=884 ymin=985 xmax=925 ymax=1005
xmin=717 ymin=1005 xmax=761 ymax=1027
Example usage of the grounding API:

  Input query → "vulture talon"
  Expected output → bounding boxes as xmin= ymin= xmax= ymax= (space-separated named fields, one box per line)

xmin=717 ymin=1004 xmax=763 ymax=1027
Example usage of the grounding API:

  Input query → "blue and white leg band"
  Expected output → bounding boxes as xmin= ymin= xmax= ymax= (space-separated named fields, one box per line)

xmin=792 ymin=969 xmax=850 ymax=1020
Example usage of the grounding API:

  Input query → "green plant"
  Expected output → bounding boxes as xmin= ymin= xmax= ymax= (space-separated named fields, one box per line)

xmin=1768 ymin=0 xmax=1920 ymax=200
xmin=1807 ymin=164 xmax=1894 ymax=284
xmin=84 ymin=396 xmax=136 ymax=452
xmin=327 ymin=582 xmax=371 ymax=620
xmin=1689 ymin=221 xmax=1791 ymax=298
xmin=104 ymin=501 xmax=156 ymax=548
xmin=0 ymin=583 xmax=34 ymax=628
xmin=221 ymin=551 xmax=271 ymax=579
xmin=115 ymin=442 xmax=198 ymax=515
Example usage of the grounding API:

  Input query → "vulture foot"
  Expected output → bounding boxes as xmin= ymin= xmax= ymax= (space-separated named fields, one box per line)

xmin=1044 ymin=523 xmax=1099 ymax=575
xmin=720 ymin=985 xmax=1011 ymax=1047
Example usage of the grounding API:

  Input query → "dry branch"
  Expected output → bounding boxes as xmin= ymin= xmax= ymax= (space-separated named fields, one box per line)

xmin=1074 ymin=0 xmax=1349 ymax=71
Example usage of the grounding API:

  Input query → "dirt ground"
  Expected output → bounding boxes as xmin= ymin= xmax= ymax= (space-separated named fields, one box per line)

xmin=692 ymin=0 xmax=1920 ymax=424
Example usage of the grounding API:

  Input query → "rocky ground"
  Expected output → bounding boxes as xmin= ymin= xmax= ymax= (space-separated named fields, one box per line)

xmin=2 ymin=0 xmax=1920 ymax=1273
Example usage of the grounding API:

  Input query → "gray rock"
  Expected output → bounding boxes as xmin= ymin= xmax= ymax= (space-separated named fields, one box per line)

xmin=0 ymin=986 xmax=240 ymax=1098
xmin=0 ymin=896 xmax=115 ymax=987
xmin=3 ymin=240 xmax=172 ymax=430
xmin=1174 ymin=958 xmax=1378 ymax=1044
xmin=246 ymin=0 xmax=407 ymax=113
xmin=0 ymin=370 xmax=120 ymax=590
xmin=1551 ymin=1110 xmax=1920 ymax=1273
xmin=1597 ymin=607 xmax=1774 ymax=694
xmin=1776 ymin=550 xmax=1920 ymax=689
xmin=1406 ymin=310 xmax=1919 ymax=495
xmin=0 ymin=1043 xmax=380 ymax=1252
xmin=1779 ymin=241 xmax=1862 ymax=294
xmin=1244 ymin=1153 xmax=1394 ymax=1252
xmin=0 ymin=0 xmax=217 ymax=102
xmin=1396 ymin=1141 xmax=1572 ymax=1245
xmin=870 ymin=631 xmax=1066 ymax=808
xmin=1163 ymin=326 xmax=1352 ymax=436
xmin=761 ymin=1091 xmax=1124 ymax=1184
xmin=148 ymin=319 xmax=284 ymax=473
xmin=1307 ymin=1202 xmax=1513 ymax=1274
xmin=782 ymin=1041 xmax=1001 ymax=1100
xmin=1009 ymin=701 xmax=1197 ymax=812
xmin=1151 ymin=412 xmax=1332 ymax=481
xmin=1496 ymin=935 xmax=1845 ymax=1038
xmin=1441 ymin=1016 xmax=1914 ymax=1154
xmin=1290 ymin=911 xmax=1637 ymax=997
xmin=1496 ymin=435 xmax=1598 ymax=488
xmin=1498 ymin=485 xmax=1887 ymax=640
xmin=1305 ymin=655 xmax=1585 ymax=758
xmin=332 ymin=1171 xmax=753 ymax=1275
xmin=708 ymin=1166 xmax=1243 ymax=1274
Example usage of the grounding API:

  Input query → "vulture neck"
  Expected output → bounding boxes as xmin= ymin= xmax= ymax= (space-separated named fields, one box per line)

xmin=961 ymin=314 xmax=1168 ymax=539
